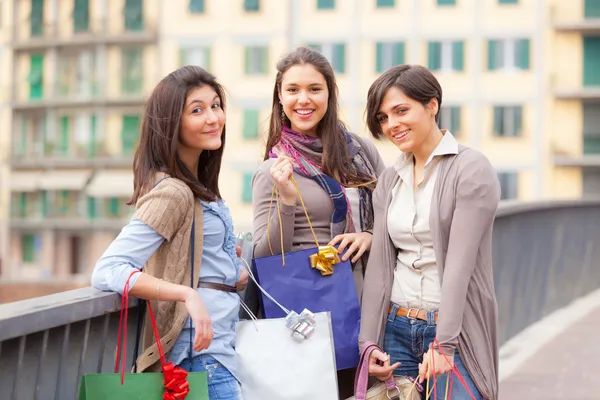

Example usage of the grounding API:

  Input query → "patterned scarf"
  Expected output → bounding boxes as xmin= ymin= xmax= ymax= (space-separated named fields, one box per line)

xmin=269 ymin=126 xmax=377 ymax=238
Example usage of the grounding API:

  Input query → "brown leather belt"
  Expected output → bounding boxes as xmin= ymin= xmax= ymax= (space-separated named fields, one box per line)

xmin=388 ymin=305 xmax=438 ymax=324
xmin=198 ymin=282 xmax=238 ymax=293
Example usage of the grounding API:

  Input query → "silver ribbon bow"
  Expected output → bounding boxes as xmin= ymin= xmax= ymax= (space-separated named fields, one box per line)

xmin=285 ymin=309 xmax=316 ymax=342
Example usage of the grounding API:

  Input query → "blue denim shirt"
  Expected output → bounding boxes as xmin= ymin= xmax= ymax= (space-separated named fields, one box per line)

xmin=91 ymin=200 xmax=241 ymax=379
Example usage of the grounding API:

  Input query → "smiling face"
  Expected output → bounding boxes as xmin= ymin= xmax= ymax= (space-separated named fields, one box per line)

xmin=375 ymin=86 xmax=438 ymax=154
xmin=179 ymin=85 xmax=225 ymax=156
xmin=279 ymin=63 xmax=329 ymax=137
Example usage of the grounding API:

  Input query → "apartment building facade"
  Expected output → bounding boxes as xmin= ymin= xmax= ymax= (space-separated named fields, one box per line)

xmin=3 ymin=0 xmax=599 ymax=284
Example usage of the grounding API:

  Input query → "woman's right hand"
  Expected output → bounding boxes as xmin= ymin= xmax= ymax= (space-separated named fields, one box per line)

xmin=368 ymin=349 xmax=400 ymax=381
xmin=270 ymin=156 xmax=296 ymax=206
xmin=184 ymin=288 xmax=214 ymax=351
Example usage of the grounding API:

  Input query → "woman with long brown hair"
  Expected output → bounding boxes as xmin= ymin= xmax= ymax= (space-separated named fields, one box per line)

xmin=252 ymin=46 xmax=385 ymax=398
xmin=92 ymin=66 xmax=246 ymax=400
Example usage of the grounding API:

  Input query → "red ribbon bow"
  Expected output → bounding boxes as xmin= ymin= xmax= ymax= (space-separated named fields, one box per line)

xmin=116 ymin=271 xmax=191 ymax=399
xmin=162 ymin=362 xmax=190 ymax=400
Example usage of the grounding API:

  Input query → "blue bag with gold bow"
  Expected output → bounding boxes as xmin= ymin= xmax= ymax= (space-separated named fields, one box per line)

xmin=252 ymin=181 xmax=361 ymax=370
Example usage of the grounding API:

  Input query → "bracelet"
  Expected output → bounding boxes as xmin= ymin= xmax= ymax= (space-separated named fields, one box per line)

xmin=364 ymin=230 xmax=373 ymax=235
xmin=156 ymin=279 xmax=163 ymax=301
xmin=279 ymin=210 xmax=294 ymax=216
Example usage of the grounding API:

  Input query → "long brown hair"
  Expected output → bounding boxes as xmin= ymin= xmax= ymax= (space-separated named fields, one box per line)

xmin=129 ymin=65 xmax=226 ymax=205
xmin=366 ymin=64 xmax=443 ymax=139
xmin=264 ymin=47 xmax=368 ymax=185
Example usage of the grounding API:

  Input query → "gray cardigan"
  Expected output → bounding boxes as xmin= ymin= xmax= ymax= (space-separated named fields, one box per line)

xmin=360 ymin=145 xmax=500 ymax=400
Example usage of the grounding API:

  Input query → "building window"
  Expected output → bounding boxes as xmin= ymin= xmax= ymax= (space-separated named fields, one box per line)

xmin=22 ymin=234 xmax=36 ymax=263
xmin=56 ymin=190 xmax=70 ymax=217
xmin=499 ymin=0 xmax=518 ymax=4
xmin=244 ymin=46 xmax=268 ymax=75
xmin=376 ymin=42 xmax=404 ymax=73
xmin=438 ymin=106 xmax=461 ymax=136
xmin=493 ymin=106 xmax=523 ymax=137
xmin=428 ymin=41 xmax=464 ymax=72
xmin=73 ymin=0 xmax=90 ymax=32
xmin=583 ymin=103 xmax=600 ymax=154
xmin=28 ymin=54 xmax=44 ymax=99
xmin=31 ymin=0 xmax=44 ymax=36
xmin=586 ymin=0 xmax=600 ymax=18
xmin=122 ymin=115 xmax=140 ymax=155
xmin=498 ymin=172 xmax=518 ymax=200
xmin=308 ymin=43 xmax=346 ymax=73
xmin=13 ymin=192 xmax=28 ymax=218
xmin=180 ymin=47 xmax=211 ymax=70
xmin=584 ymin=36 xmax=600 ymax=87
xmin=243 ymin=109 xmax=260 ymax=139
xmin=124 ymin=0 xmax=143 ymax=31
xmin=487 ymin=39 xmax=530 ymax=71
xmin=40 ymin=191 xmax=49 ymax=218
xmin=89 ymin=115 xmax=99 ymax=157
xmin=87 ymin=198 xmax=97 ymax=219
xmin=189 ymin=0 xmax=205 ymax=13
xmin=242 ymin=172 xmax=253 ymax=203
xmin=108 ymin=198 xmax=121 ymax=218
xmin=437 ymin=0 xmax=456 ymax=5
xmin=121 ymin=47 xmax=143 ymax=94
xmin=377 ymin=0 xmax=395 ymax=7
xmin=59 ymin=116 xmax=70 ymax=155
xmin=317 ymin=0 xmax=335 ymax=9
xmin=244 ymin=0 xmax=260 ymax=11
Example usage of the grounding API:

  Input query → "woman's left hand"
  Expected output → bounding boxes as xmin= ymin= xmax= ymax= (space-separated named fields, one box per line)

xmin=418 ymin=348 xmax=454 ymax=383
xmin=329 ymin=231 xmax=373 ymax=263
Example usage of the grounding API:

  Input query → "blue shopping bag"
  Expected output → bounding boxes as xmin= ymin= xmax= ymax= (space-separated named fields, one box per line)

xmin=252 ymin=179 xmax=361 ymax=370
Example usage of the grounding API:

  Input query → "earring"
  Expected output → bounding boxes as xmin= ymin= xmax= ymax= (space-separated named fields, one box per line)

xmin=281 ymin=108 xmax=287 ymax=126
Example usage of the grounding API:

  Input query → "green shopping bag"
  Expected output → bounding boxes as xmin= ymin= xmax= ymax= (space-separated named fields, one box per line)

xmin=79 ymin=372 xmax=209 ymax=400
xmin=79 ymin=270 xmax=209 ymax=400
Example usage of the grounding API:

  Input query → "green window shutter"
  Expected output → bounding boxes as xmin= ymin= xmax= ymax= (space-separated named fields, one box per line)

xmin=28 ymin=54 xmax=44 ymax=99
xmin=437 ymin=0 xmax=456 ymax=5
xmin=260 ymin=47 xmax=269 ymax=74
xmin=513 ymin=106 xmax=523 ymax=137
xmin=333 ymin=44 xmax=346 ymax=73
xmin=73 ymin=0 xmax=90 ymax=32
xmin=583 ymin=36 xmax=600 ymax=87
xmin=377 ymin=0 xmax=395 ymax=7
xmin=109 ymin=198 xmax=120 ymax=217
xmin=41 ymin=191 xmax=48 ymax=217
xmin=452 ymin=41 xmax=464 ymax=71
xmin=393 ymin=42 xmax=405 ymax=66
xmin=493 ymin=106 xmax=503 ymax=136
xmin=242 ymin=173 xmax=253 ymax=203
xmin=375 ymin=42 xmax=384 ymax=73
xmin=428 ymin=42 xmax=442 ymax=70
xmin=244 ymin=47 xmax=251 ymax=74
xmin=89 ymin=115 xmax=97 ymax=157
xmin=121 ymin=48 xmax=143 ymax=94
xmin=499 ymin=0 xmax=518 ymax=4
xmin=124 ymin=0 xmax=143 ymax=31
xmin=31 ymin=0 xmax=44 ymax=36
xmin=244 ymin=0 xmax=260 ymax=11
xmin=317 ymin=0 xmax=335 ymax=9
xmin=60 ymin=190 xmax=70 ymax=215
xmin=488 ymin=40 xmax=499 ymax=71
xmin=243 ymin=109 xmax=260 ymax=139
xmin=22 ymin=234 xmax=36 ymax=263
xmin=122 ymin=115 xmax=140 ymax=155
xmin=87 ymin=197 xmax=97 ymax=219
xmin=585 ymin=0 xmax=600 ymax=18
xmin=59 ymin=116 xmax=70 ymax=155
xmin=451 ymin=107 xmax=461 ymax=135
xmin=19 ymin=193 xmax=27 ymax=218
xmin=189 ymin=0 xmax=205 ymax=13
xmin=515 ymin=39 xmax=530 ymax=70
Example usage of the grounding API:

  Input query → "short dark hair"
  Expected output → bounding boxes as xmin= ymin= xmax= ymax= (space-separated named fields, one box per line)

xmin=129 ymin=65 xmax=227 ymax=205
xmin=366 ymin=65 xmax=443 ymax=139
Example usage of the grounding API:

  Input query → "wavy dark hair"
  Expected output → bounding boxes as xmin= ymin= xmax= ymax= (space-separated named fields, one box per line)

xmin=129 ymin=65 xmax=226 ymax=205
xmin=264 ymin=47 xmax=368 ymax=185
xmin=366 ymin=64 xmax=442 ymax=139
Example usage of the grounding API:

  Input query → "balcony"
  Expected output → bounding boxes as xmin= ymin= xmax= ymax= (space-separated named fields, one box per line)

xmin=554 ymin=137 xmax=600 ymax=167
xmin=554 ymin=87 xmax=600 ymax=101
xmin=554 ymin=19 xmax=600 ymax=34
xmin=12 ymin=19 xmax=158 ymax=51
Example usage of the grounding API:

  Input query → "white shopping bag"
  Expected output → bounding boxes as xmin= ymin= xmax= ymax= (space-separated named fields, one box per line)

xmin=235 ymin=258 xmax=339 ymax=400
xmin=236 ymin=312 xmax=338 ymax=400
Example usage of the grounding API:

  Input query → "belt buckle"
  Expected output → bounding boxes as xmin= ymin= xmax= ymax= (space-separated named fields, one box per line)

xmin=406 ymin=308 xmax=419 ymax=320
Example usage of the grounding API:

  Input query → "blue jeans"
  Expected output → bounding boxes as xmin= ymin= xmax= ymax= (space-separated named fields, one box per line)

xmin=383 ymin=303 xmax=483 ymax=400
xmin=179 ymin=355 xmax=242 ymax=400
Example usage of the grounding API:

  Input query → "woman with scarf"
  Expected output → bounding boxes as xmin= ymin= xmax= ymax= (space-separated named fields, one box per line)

xmin=251 ymin=47 xmax=385 ymax=398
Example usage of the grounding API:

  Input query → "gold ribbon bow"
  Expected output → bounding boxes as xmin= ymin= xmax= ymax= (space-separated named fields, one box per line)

xmin=309 ymin=245 xmax=341 ymax=276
